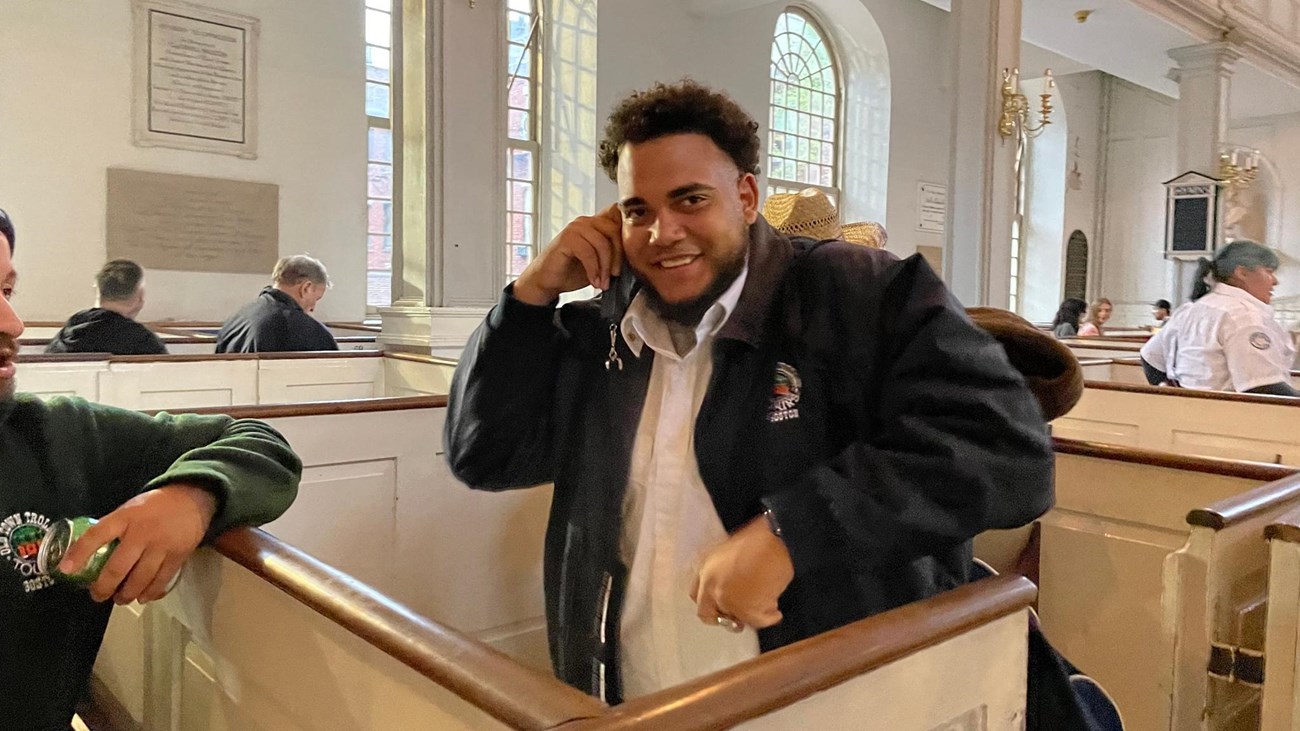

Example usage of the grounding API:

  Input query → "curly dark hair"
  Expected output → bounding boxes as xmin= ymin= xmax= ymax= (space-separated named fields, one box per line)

xmin=597 ymin=79 xmax=761 ymax=182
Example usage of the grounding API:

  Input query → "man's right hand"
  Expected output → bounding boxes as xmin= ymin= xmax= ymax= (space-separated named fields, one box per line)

xmin=512 ymin=204 xmax=623 ymax=305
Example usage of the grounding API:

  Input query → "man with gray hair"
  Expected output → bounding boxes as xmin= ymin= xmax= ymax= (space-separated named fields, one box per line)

xmin=47 ymin=259 xmax=167 ymax=355
xmin=216 ymin=254 xmax=338 ymax=353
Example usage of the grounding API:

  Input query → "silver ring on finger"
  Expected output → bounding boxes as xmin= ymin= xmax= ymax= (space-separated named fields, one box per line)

xmin=714 ymin=615 xmax=744 ymax=633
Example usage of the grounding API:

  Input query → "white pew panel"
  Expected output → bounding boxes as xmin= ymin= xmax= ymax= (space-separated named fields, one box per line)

xmin=16 ymin=359 xmax=107 ymax=400
xmin=253 ymin=402 xmax=550 ymax=669
xmin=100 ymin=360 xmax=259 ymax=410
xmin=1054 ymin=384 xmax=1300 ymax=464
xmin=257 ymin=356 xmax=385 ymax=403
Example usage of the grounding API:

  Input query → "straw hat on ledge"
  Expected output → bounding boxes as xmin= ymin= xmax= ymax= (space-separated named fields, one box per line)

xmin=762 ymin=188 xmax=888 ymax=249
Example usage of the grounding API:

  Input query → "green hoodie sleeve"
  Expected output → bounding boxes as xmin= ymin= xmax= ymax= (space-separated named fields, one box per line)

xmin=40 ymin=397 xmax=301 ymax=541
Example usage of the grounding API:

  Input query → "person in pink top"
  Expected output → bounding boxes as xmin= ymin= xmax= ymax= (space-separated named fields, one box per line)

xmin=1077 ymin=298 xmax=1112 ymax=336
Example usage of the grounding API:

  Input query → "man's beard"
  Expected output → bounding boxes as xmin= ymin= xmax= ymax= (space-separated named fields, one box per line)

xmin=635 ymin=234 xmax=749 ymax=328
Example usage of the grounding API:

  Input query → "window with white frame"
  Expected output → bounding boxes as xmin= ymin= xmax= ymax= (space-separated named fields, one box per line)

xmin=506 ymin=0 xmax=541 ymax=284
xmin=1009 ymin=136 xmax=1028 ymax=312
xmin=767 ymin=9 xmax=841 ymax=200
xmin=365 ymin=0 xmax=396 ymax=308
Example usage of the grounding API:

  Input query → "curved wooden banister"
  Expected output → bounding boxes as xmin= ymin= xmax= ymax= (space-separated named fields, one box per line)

xmin=1084 ymin=380 xmax=1300 ymax=406
xmin=384 ymin=350 xmax=460 ymax=367
xmin=212 ymin=528 xmax=606 ymax=731
xmin=1188 ymin=473 xmax=1300 ymax=529
xmin=1075 ymin=358 xmax=1114 ymax=367
xmin=1053 ymin=437 xmax=1300 ymax=482
xmin=564 ymin=575 xmax=1036 ymax=731
xmin=1265 ymin=506 xmax=1300 ymax=543
xmin=1061 ymin=339 xmax=1146 ymax=352
xmin=148 ymin=394 xmax=447 ymax=418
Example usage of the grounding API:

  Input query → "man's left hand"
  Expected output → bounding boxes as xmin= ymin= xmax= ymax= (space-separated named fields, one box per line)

xmin=58 ymin=484 xmax=218 ymax=604
xmin=690 ymin=515 xmax=795 ymax=630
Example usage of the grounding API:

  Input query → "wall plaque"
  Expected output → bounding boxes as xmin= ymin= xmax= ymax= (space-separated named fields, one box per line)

xmin=106 ymin=168 xmax=279 ymax=274
xmin=917 ymin=182 xmax=947 ymax=235
xmin=133 ymin=0 xmax=259 ymax=158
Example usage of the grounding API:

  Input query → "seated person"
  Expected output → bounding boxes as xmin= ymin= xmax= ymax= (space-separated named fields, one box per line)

xmin=0 ymin=207 xmax=301 ymax=729
xmin=1076 ymin=297 xmax=1112 ymax=336
xmin=1141 ymin=241 xmax=1297 ymax=396
xmin=1152 ymin=299 xmax=1172 ymax=327
xmin=216 ymin=254 xmax=338 ymax=353
xmin=1050 ymin=298 xmax=1086 ymax=339
xmin=46 ymin=259 xmax=167 ymax=355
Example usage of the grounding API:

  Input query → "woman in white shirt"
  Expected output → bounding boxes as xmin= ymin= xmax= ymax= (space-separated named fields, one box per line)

xmin=1140 ymin=240 xmax=1297 ymax=396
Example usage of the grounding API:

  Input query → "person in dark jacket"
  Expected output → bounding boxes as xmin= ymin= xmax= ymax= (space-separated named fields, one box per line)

xmin=444 ymin=81 xmax=1055 ymax=704
xmin=0 ymin=208 xmax=302 ymax=730
xmin=215 ymin=254 xmax=338 ymax=353
xmin=46 ymin=259 xmax=167 ymax=355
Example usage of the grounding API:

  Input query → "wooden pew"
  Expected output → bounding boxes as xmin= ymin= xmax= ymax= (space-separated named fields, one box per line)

xmin=1053 ymin=382 xmax=1300 ymax=464
xmin=1162 ymin=478 xmax=1300 ymax=730
xmin=1262 ymin=508 xmax=1300 ymax=730
xmin=1061 ymin=338 xmax=1149 ymax=360
xmin=17 ymin=351 xmax=455 ymax=409
xmin=1030 ymin=439 xmax=1297 ymax=731
xmin=94 ymin=525 xmax=1036 ymax=730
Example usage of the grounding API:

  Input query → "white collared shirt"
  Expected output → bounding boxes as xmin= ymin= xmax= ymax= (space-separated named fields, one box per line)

xmin=616 ymin=263 xmax=760 ymax=699
xmin=1140 ymin=282 xmax=1296 ymax=392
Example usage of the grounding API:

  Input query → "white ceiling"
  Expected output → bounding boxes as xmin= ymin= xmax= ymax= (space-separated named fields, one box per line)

xmin=919 ymin=0 xmax=1300 ymax=120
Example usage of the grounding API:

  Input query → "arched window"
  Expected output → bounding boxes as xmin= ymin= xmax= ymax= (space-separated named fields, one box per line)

xmin=506 ymin=0 xmax=542 ymax=284
xmin=767 ymin=9 xmax=840 ymax=200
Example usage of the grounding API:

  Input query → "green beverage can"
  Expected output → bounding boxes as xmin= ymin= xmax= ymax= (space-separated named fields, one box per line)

xmin=36 ymin=516 xmax=116 ymax=586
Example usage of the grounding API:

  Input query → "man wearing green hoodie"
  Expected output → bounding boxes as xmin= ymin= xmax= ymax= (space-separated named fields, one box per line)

xmin=0 ymin=208 xmax=302 ymax=730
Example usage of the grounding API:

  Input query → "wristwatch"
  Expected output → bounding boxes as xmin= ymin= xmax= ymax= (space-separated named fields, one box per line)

xmin=762 ymin=507 xmax=783 ymax=538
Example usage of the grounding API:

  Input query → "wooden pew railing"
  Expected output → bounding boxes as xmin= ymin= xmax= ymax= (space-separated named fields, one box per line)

xmin=17 ymin=350 xmax=456 ymax=409
xmin=215 ymin=528 xmax=606 ymax=730
xmin=566 ymin=575 xmax=1037 ymax=731
xmin=95 ymin=527 xmax=1036 ymax=731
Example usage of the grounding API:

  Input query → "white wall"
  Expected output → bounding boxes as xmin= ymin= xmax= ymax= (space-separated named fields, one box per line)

xmin=1020 ymin=79 xmax=1067 ymax=323
xmin=596 ymin=0 xmax=953 ymax=260
xmin=1058 ymin=72 xmax=1105 ymax=297
xmin=0 ymin=1 xmax=366 ymax=322
xmin=1095 ymin=77 xmax=1177 ymax=327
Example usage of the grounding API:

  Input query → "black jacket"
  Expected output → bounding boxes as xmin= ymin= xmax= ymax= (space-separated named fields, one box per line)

xmin=215 ymin=287 xmax=338 ymax=353
xmin=45 ymin=309 xmax=166 ymax=356
xmin=445 ymin=220 xmax=1054 ymax=703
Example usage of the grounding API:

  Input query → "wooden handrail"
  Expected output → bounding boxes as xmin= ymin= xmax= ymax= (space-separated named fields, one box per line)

xmin=384 ymin=351 xmax=460 ymax=367
xmin=564 ymin=576 xmax=1036 ymax=731
xmin=1075 ymin=358 xmax=1114 ymax=367
xmin=1053 ymin=437 xmax=1300 ymax=482
xmin=1105 ymin=358 xmax=1300 ymax=378
xmin=147 ymin=394 xmax=447 ymax=418
xmin=1265 ymin=506 xmax=1300 ymax=543
xmin=1061 ymin=339 xmax=1146 ymax=351
xmin=211 ymin=528 xmax=607 ymax=730
xmin=18 ymin=350 xmax=387 ymax=365
xmin=1084 ymin=380 xmax=1300 ymax=406
xmin=1188 ymin=473 xmax=1300 ymax=529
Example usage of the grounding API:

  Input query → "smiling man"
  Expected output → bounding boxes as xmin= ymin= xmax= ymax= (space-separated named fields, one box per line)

xmin=445 ymin=81 xmax=1054 ymax=703
xmin=0 ymin=208 xmax=301 ymax=729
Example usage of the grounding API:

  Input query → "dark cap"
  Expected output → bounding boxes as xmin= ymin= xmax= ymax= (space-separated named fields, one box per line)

xmin=1152 ymin=299 xmax=1171 ymax=310
xmin=0 ymin=208 xmax=12 ymax=252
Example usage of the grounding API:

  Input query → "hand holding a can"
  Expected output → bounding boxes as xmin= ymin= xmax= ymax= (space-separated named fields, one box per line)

xmin=56 ymin=484 xmax=218 ymax=604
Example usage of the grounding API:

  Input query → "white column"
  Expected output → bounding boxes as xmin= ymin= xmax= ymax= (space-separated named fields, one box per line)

xmin=380 ymin=0 xmax=498 ymax=356
xmin=1167 ymin=42 xmax=1240 ymax=305
xmin=944 ymin=0 xmax=1022 ymax=307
